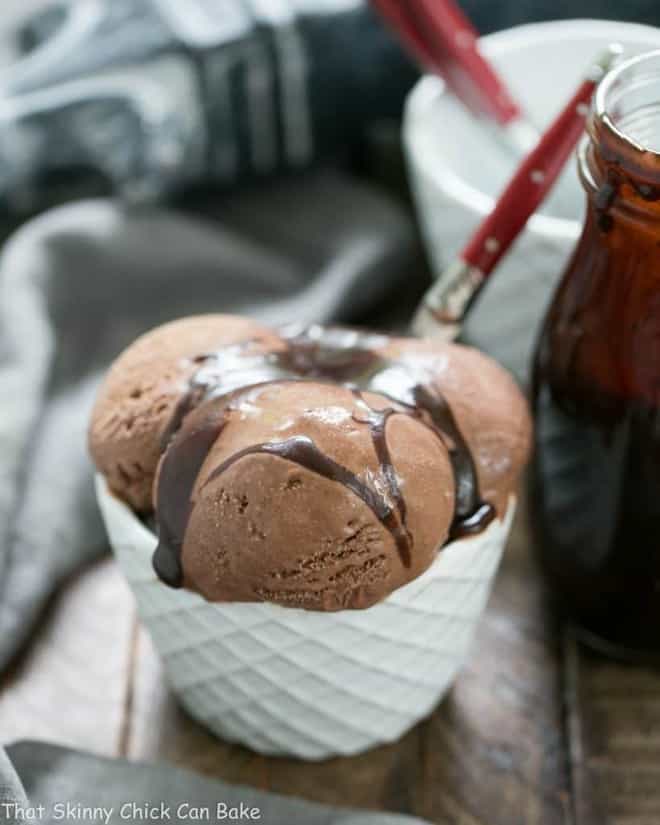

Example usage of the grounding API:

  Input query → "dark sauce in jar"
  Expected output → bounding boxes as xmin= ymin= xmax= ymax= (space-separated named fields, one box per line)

xmin=531 ymin=51 xmax=660 ymax=658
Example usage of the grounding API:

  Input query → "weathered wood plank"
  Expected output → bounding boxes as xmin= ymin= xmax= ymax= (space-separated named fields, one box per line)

xmin=566 ymin=634 xmax=660 ymax=825
xmin=0 ymin=559 xmax=135 ymax=757
xmin=408 ymin=500 xmax=571 ymax=825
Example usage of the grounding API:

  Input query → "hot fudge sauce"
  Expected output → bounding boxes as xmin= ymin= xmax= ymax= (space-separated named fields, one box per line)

xmin=532 ymin=52 xmax=660 ymax=657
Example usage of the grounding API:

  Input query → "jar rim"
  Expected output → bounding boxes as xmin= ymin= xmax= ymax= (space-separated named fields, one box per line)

xmin=595 ymin=48 xmax=660 ymax=158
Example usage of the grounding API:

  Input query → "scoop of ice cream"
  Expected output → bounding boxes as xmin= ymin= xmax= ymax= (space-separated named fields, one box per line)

xmin=154 ymin=381 xmax=455 ymax=610
xmin=89 ymin=315 xmax=282 ymax=511
xmin=377 ymin=338 xmax=531 ymax=515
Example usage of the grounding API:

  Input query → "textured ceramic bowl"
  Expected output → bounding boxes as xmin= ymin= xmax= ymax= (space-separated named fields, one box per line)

xmin=404 ymin=19 xmax=660 ymax=383
xmin=96 ymin=474 xmax=515 ymax=760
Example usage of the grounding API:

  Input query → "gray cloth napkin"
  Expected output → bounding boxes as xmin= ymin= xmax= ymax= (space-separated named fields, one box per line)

xmin=1 ymin=747 xmax=33 ymax=825
xmin=0 ymin=168 xmax=425 ymax=825
xmin=2 ymin=742 xmax=427 ymax=825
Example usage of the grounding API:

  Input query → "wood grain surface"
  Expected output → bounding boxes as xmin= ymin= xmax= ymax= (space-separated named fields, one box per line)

xmin=2 ymin=496 xmax=660 ymax=825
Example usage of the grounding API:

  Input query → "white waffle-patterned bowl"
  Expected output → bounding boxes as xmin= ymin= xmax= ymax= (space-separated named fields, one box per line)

xmin=96 ymin=475 xmax=514 ymax=760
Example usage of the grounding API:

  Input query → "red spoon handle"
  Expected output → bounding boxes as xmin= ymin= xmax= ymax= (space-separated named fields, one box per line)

xmin=461 ymin=61 xmax=614 ymax=274
xmin=410 ymin=0 xmax=521 ymax=125
xmin=411 ymin=46 xmax=621 ymax=339
xmin=371 ymin=0 xmax=521 ymax=124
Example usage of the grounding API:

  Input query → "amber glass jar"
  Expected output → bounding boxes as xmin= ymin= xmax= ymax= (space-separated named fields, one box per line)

xmin=532 ymin=51 xmax=660 ymax=659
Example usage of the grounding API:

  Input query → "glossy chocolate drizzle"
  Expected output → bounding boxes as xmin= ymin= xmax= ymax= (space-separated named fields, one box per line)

xmin=153 ymin=325 xmax=494 ymax=589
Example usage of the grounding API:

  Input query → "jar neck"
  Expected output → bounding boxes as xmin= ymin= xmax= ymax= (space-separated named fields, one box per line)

xmin=579 ymin=50 xmax=660 ymax=220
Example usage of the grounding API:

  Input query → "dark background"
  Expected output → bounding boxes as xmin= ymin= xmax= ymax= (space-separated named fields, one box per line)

xmin=468 ymin=0 xmax=660 ymax=30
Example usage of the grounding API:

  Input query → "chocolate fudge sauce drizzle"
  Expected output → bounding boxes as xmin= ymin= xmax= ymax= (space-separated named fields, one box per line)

xmin=349 ymin=394 xmax=412 ymax=559
xmin=153 ymin=325 xmax=493 ymax=588
xmin=204 ymin=433 xmax=413 ymax=566
xmin=409 ymin=384 xmax=495 ymax=538
xmin=153 ymin=410 xmax=228 ymax=587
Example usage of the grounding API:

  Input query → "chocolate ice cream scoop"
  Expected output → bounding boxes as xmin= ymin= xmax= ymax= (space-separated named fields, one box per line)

xmin=91 ymin=316 xmax=531 ymax=610
xmin=378 ymin=338 xmax=531 ymax=516
xmin=157 ymin=382 xmax=456 ymax=609
xmin=89 ymin=315 xmax=282 ymax=511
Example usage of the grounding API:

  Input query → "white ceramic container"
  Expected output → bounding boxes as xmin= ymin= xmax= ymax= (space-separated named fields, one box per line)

xmin=404 ymin=20 xmax=660 ymax=382
xmin=96 ymin=474 xmax=515 ymax=760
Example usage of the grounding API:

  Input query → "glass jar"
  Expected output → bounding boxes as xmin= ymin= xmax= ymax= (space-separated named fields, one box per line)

xmin=532 ymin=50 xmax=660 ymax=659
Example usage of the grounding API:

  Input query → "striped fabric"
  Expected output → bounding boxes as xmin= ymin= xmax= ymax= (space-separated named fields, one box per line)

xmin=0 ymin=0 xmax=416 ymax=209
